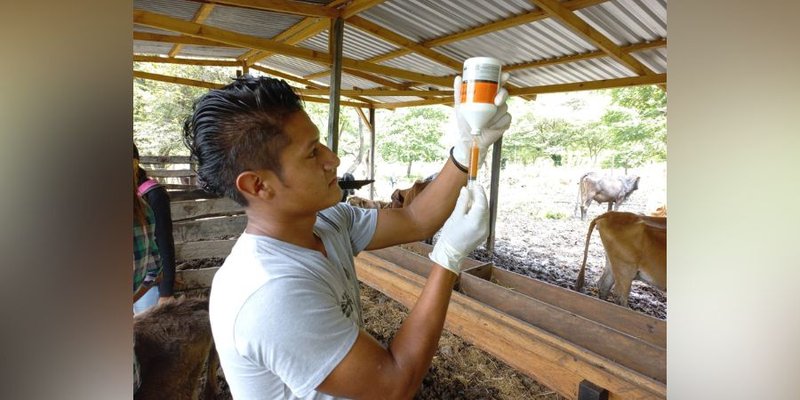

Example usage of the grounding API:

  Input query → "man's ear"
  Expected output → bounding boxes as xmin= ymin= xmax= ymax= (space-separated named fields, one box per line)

xmin=236 ymin=171 xmax=275 ymax=200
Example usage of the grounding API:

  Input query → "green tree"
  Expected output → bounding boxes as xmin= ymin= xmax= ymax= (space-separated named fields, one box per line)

xmin=601 ymin=86 xmax=667 ymax=170
xmin=133 ymin=63 xmax=235 ymax=155
xmin=379 ymin=106 xmax=447 ymax=176
xmin=568 ymin=121 xmax=612 ymax=165
xmin=304 ymin=103 xmax=366 ymax=175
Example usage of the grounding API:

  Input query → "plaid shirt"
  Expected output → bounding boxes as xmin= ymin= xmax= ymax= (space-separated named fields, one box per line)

xmin=133 ymin=203 xmax=162 ymax=294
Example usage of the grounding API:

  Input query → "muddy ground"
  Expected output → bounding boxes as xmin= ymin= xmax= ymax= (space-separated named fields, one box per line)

xmin=184 ymin=161 xmax=666 ymax=399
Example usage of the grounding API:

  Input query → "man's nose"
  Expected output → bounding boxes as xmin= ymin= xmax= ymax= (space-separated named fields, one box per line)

xmin=322 ymin=147 xmax=340 ymax=171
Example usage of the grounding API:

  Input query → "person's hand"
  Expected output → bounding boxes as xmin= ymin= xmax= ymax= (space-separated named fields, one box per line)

xmin=429 ymin=185 xmax=490 ymax=275
xmin=451 ymin=72 xmax=512 ymax=169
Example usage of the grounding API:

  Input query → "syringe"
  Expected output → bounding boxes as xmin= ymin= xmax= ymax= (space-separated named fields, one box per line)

xmin=467 ymin=130 xmax=480 ymax=189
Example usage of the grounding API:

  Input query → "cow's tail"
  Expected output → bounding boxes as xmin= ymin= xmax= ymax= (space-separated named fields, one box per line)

xmin=575 ymin=214 xmax=601 ymax=291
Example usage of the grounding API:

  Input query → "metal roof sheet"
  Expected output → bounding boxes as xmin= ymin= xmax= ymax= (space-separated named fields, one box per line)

xmin=133 ymin=0 xmax=667 ymax=106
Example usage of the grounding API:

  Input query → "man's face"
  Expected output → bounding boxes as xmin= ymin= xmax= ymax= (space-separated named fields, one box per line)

xmin=270 ymin=111 xmax=341 ymax=213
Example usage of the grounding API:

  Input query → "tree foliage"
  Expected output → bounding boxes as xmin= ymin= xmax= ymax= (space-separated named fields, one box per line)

xmin=133 ymin=63 xmax=236 ymax=155
xmin=378 ymin=106 xmax=448 ymax=176
xmin=601 ymin=86 xmax=667 ymax=169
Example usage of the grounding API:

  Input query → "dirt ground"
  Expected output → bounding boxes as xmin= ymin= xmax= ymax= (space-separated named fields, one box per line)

xmin=184 ymin=161 xmax=666 ymax=399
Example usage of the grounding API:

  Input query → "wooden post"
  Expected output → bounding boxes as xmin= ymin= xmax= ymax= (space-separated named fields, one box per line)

xmin=327 ymin=17 xmax=344 ymax=154
xmin=369 ymin=107 xmax=376 ymax=200
xmin=486 ymin=136 xmax=503 ymax=255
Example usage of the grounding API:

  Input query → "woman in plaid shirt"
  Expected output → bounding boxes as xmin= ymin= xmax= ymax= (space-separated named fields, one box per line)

xmin=132 ymin=165 xmax=162 ymax=392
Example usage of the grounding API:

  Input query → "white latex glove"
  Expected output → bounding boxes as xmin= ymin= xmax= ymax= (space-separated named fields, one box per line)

xmin=429 ymin=185 xmax=490 ymax=275
xmin=451 ymin=72 xmax=513 ymax=168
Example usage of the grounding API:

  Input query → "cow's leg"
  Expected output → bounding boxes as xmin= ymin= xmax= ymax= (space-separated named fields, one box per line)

xmin=581 ymin=196 xmax=593 ymax=221
xmin=607 ymin=201 xmax=614 ymax=212
xmin=610 ymin=262 xmax=638 ymax=307
xmin=597 ymin=256 xmax=615 ymax=300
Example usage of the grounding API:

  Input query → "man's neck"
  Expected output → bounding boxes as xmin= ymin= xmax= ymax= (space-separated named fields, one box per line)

xmin=244 ymin=207 xmax=322 ymax=251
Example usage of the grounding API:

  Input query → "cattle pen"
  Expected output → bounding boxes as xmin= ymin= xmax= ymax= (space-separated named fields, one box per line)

xmin=147 ymin=156 xmax=666 ymax=400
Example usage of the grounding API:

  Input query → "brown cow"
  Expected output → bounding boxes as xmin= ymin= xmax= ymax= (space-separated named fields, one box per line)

xmin=390 ymin=179 xmax=433 ymax=208
xmin=134 ymin=297 xmax=219 ymax=400
xmin=347 ymin=196 xmax=393 ymax=209
xmin=575 ymin=211 xmax=666 ymax=307
xmin=576 ymin=172 xmax=640 ymax=220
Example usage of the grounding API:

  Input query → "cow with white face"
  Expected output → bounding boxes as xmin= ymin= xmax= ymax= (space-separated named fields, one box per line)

xmin=575 ymin=211 xmax=666 ymax=307
xmin=575 ymin=172 xmax=640 ymax=220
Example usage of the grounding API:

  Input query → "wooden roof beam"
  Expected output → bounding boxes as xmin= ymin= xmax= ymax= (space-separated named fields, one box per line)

xmin=133 ymin=10 xmax=452 ymax=86
xmin=188 ymin=0 xmax=338 ymax=18
xmin=242 ymin=0 xmax=389 ymax=67
xmin=507 ymin=73 xmax=666 ymax=96
xmin=346 ymin=16 xmax=462 ymax=71
xmin=504 ymin=38 xmax=666 ymax=72
xmin=134 ymin=55 xmax=240 ymax=67
xmin=168 ymin=3 xmax=215 ymax=58
xmin=298 ymin=88 xmax=451 ymax=97
xmin=250 ymin=65 xmax=376 ymax=105
xmin=375 ymin=73 xmax=666 ymax=109
xmin=339 ymin=0 xmax=389 ymax=19
xmin=134 ymin=70 xmax=223 ymax=89
xmin=134 ymin=31 xmax=239 ymax=47
xmin=250 ymin=64 xmax=325 ymax=88
xmin=528 ymin=0 xmax=655 ymax=76
xmin=134 ymin=69 xmax=371 ymax=108
xmin=241 ymin=18 xmax=329 ymax=65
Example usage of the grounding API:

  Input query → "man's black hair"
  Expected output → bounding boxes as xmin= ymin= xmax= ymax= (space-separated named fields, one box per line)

xmin=183 ymin=75 xmax=304 ymax=206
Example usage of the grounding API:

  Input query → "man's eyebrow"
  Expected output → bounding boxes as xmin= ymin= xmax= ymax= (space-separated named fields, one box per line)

xmin=304 ymin=137 xmax=319 ymax=150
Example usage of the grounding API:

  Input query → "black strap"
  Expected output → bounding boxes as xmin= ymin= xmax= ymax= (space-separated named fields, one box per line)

xmin=449 ymin=147 xmax=468 ymax=173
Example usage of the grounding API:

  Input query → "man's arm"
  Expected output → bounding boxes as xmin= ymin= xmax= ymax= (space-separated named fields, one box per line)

xmin=365 ymin=159 xmax=466 ymax=250
xmin=317 ymin=265 xmax=456 ymax=399
xmin=146 ymin=188 xmax=176 ymax=299
xmin=319 ymin=186 xmax=488 ymax=399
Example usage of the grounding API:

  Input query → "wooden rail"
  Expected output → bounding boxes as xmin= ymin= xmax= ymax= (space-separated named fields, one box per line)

xmin=355 ymin=245 xmax=666 ymax=400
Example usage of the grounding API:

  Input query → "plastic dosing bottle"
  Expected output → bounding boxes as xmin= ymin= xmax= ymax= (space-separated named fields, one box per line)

xmin=460 ymin=57 xmax=502 ymax=189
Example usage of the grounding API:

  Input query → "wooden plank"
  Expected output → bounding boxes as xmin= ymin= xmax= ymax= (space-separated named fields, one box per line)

xmin=489 ymin=268 xmax=666 ymax=349
xmin=174 ymin=267 xmax=220 ymax=291
xmin=145 ymin=169 xmax=196 ymax=178
xmin=175 ymin=240 xmax=236 ymax=261
xmin=171 ymin=198 xmax=244 ymax=221
xmin=134 ymin=70 xmax=223 ymax=89
xmin=370 ymin=245 xmax=665 ymax=382
xmin=374 ymin=245 xmax=487 ymax=277
xmin=172 ymin=215 xmax=246 ymax=243
xmin=139 ymin=155 xmax=192 ymax=164
xmin=162 ymin=184 xmax=199 ymax=191
xmin=355 ymin=251 xmax=665 ymax=399
xmin=460 ymin=274 xmax=666 ymax=384
xmin=168 ymin=189 xmax=221 ymax=201
xmin=400 ymin=241 xmax=665 ymax=349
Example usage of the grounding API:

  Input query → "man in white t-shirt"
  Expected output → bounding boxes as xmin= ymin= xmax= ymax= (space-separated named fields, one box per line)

xmin=182 ymin=75 xmax=511 ymax=399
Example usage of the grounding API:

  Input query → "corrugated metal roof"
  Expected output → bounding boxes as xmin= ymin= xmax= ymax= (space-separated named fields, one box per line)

xmin=299 ymin=26 xmax=401 ymax=61
xmin=132 ymin=0 xmax=667 ymax=107
xmin=134 ymin=0 xmax=200 ymax=21
xmin=360 ymin=0 xmax=536 ymax=42
xmin=203 ymin=4 xmax=304 ymax=40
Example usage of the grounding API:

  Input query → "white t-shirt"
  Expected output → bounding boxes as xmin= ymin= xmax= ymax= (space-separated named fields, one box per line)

xmin=209 ymin=203 xmax=378 ymax=399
